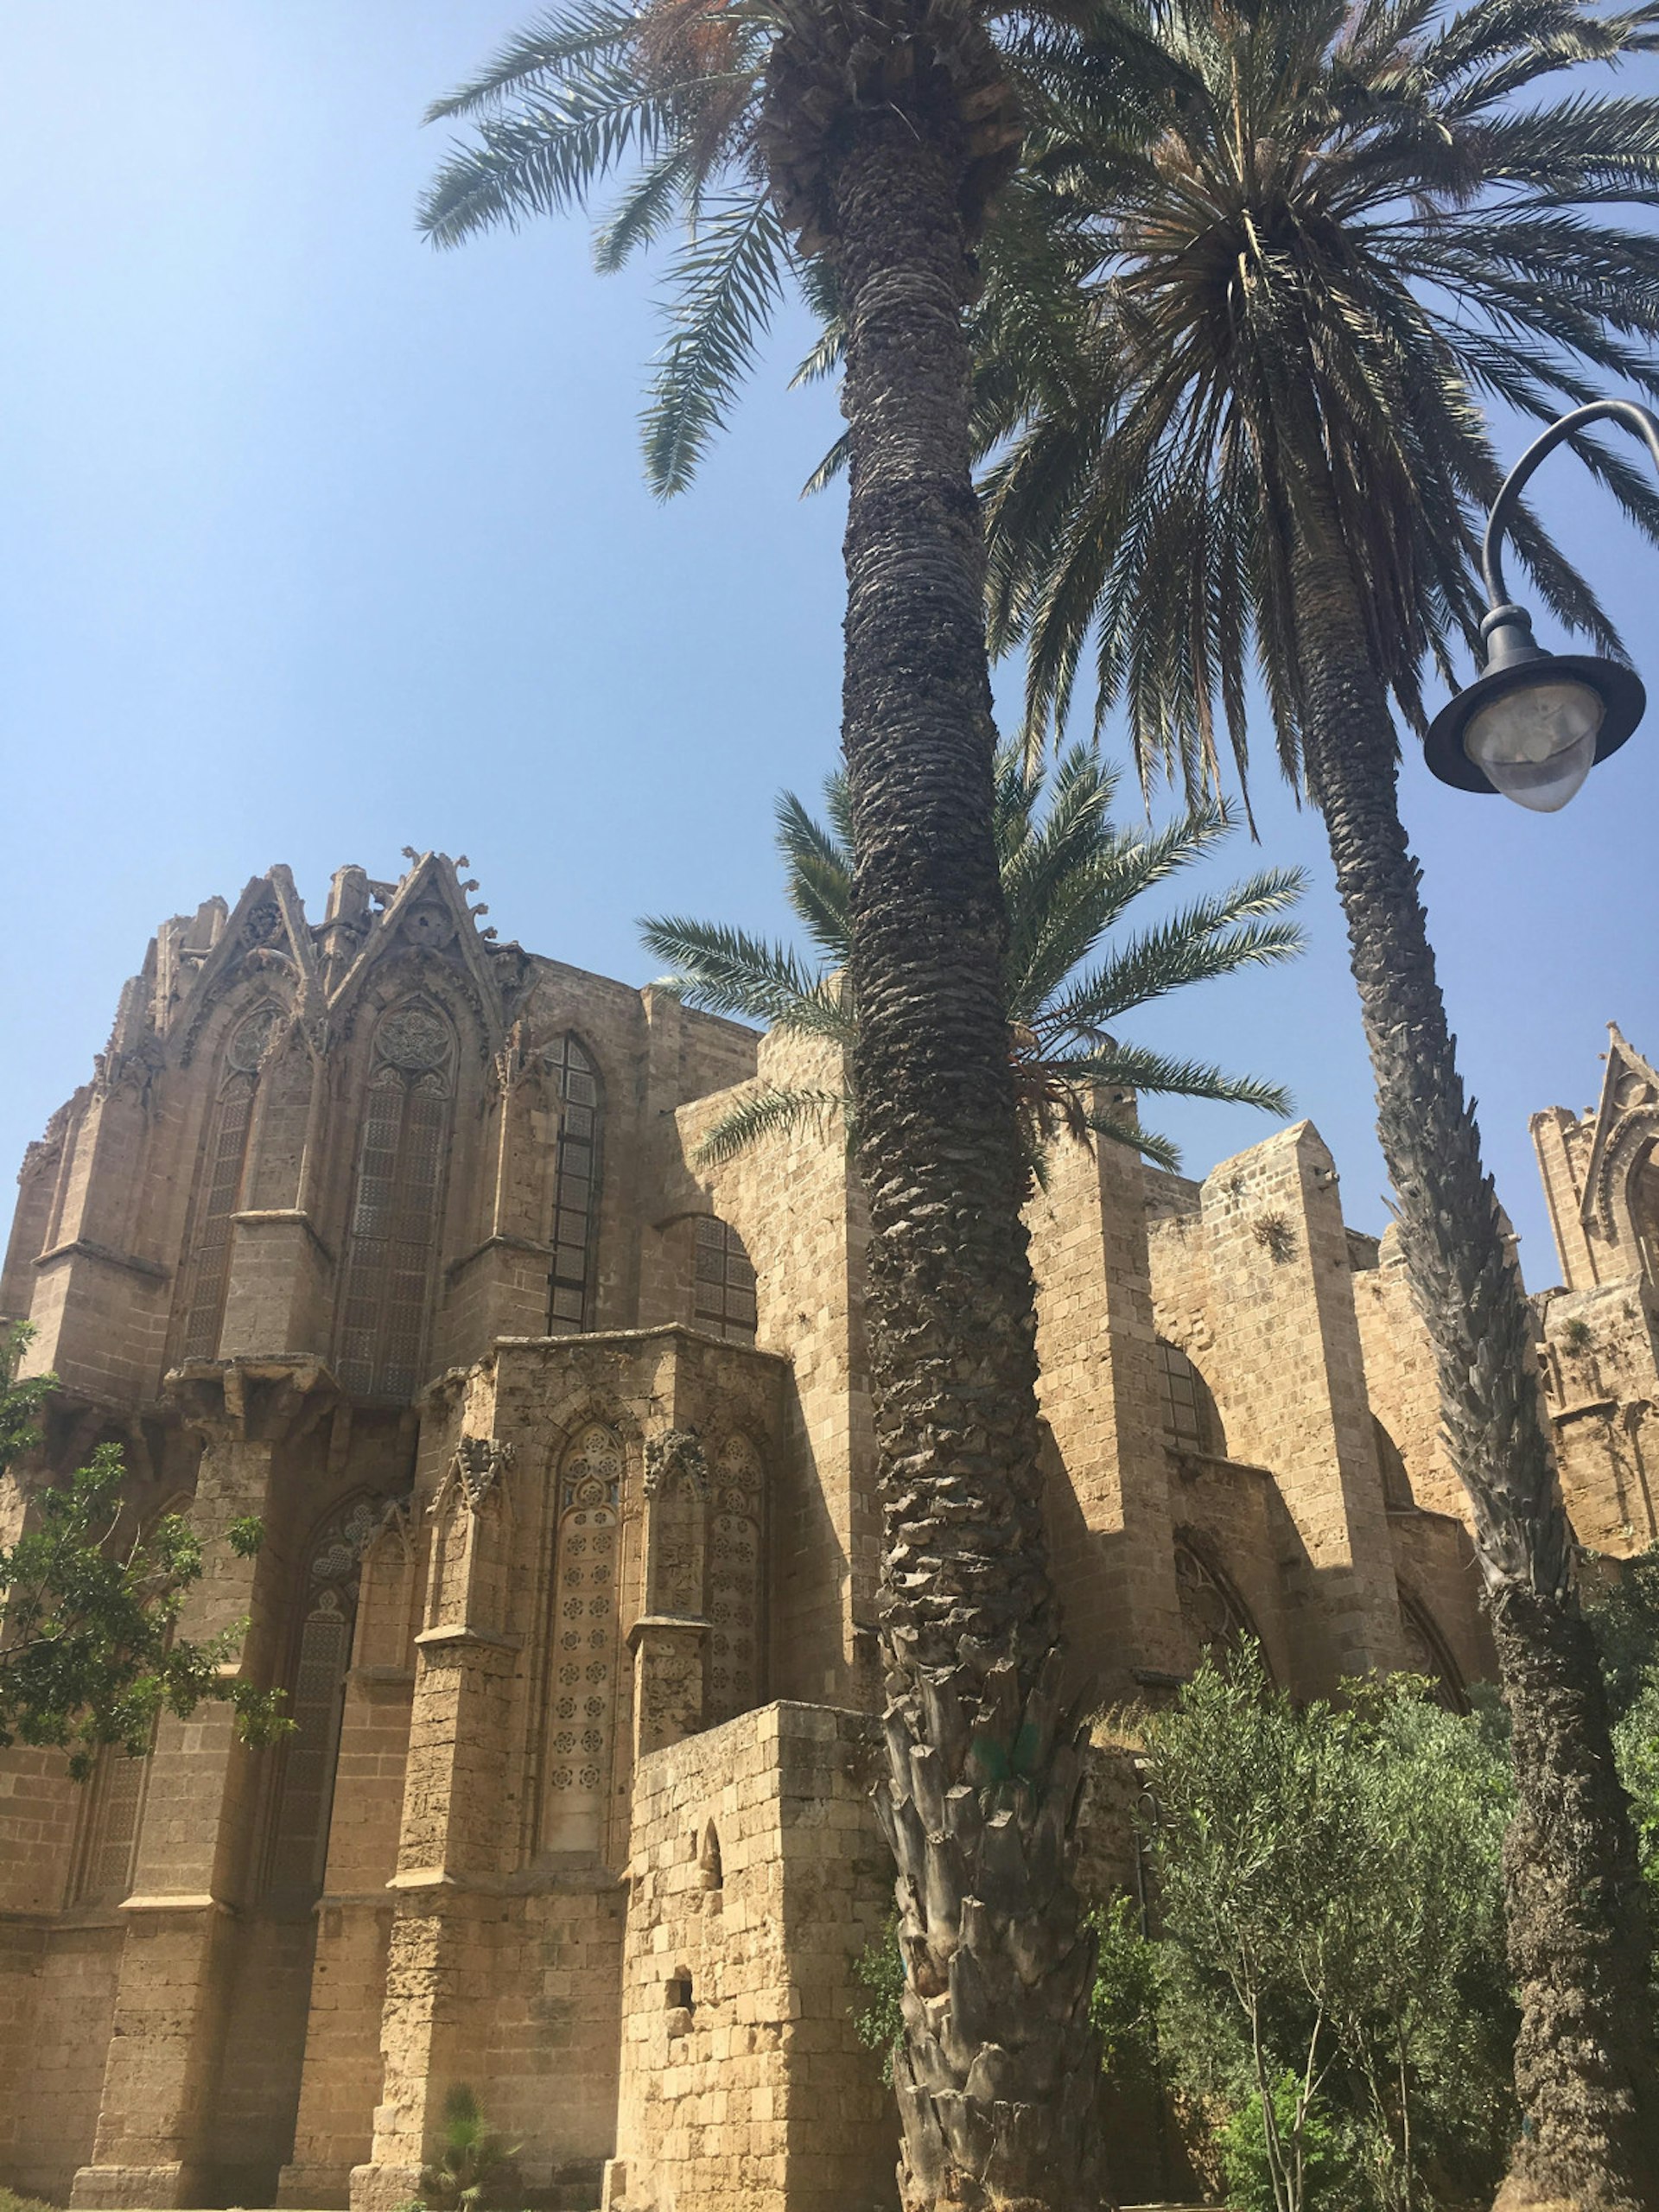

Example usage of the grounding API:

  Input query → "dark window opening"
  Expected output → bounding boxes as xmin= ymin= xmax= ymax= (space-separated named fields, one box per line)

xmin=694 ymin=1217 xmax=757 ymax=1344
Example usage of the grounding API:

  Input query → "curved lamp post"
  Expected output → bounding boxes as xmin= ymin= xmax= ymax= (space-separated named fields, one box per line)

xmin=1424 ymin=397 xmax=1656 ymax=810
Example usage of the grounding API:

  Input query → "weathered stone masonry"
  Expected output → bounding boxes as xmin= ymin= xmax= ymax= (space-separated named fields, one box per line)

xmin=2 ymin=851 xmax=1648 ymax=2209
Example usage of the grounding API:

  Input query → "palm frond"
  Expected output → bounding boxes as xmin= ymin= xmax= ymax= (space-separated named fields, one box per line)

xmin=692 ymin=1084 xmax=850 ymax=1166
xmin=643 ymin=194 xmax=790 ymax=495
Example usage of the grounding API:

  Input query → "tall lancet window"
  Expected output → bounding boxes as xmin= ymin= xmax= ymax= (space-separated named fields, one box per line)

xmin=264 ymin=1494 xmax=380 ymax=1899
xmin=543 ymin=1423 xmax=622 ymax=1854
xmin=546 ymin=1034 xmax=601 ymax=1331
xmin=176 ymin=1002 xmax=281 ymax=1359
xmin=336 ymin=1002 xmax=455 ymax=1401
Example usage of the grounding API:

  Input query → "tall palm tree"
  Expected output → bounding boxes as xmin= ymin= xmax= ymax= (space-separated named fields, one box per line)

xmin=972 ymin=1 xmax=1659 ymax=2201
xmin=643 ymin=742 xmax=1304 ymax=1172
xmin=421 ymin=8 xmax=1154 ymax=2203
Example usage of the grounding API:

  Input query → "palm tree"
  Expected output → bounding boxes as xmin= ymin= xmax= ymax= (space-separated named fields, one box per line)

xmin=643 ymin=742 xmax=1304 ymax=1173
xmin=972 ymin=0 xmax=1659 ymax=2200
xmin=420 ymin=8 xmax=1154 ymax=2202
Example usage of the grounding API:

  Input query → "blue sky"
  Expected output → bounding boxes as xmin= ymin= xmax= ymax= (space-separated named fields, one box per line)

xmin=2 ymin=1 xmax=1656 ymax=1287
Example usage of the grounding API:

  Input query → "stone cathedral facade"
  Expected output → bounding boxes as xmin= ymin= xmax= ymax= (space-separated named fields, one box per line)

xmin=1 ymin=852 xmax=1655 ymax=2212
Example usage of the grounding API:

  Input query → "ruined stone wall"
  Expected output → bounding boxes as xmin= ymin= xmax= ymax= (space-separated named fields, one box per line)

xmin=611 ymin=1702 xmax=895 ymax=2212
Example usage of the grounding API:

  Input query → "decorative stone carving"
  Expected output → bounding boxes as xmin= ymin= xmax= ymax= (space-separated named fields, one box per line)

xmin=452 ymin=1436 xmax=514 ymax=1510
xmin=644 ymin=1427 xmax=708 ymax=1499
xmin=377 ymin=1005 xmax=452 ymax=1072
xmin=227 ymin=1002 xmax=283 ymax=1072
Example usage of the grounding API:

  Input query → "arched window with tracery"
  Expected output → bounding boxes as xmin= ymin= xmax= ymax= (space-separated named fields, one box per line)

xmin=1157 ymin=1339 xmax=1225 ymax=1457
xmin=1399 ymin=1592 xmax=1468 ymax=1713
xmin=264 ymin=1493 xmax=381 ymax=1899
xmin=543 ymin=1423 xmax=623 ymax=1854
xmin=1174 ymin=1537 xmax=1262 ymax=1674
xmin=175 ymin=1002 xmax=281 ymax=1359
xmin=545 ymin=1034 xmax=602 ymax=1331
xmin=336 ymin=1001 xmax=455 ymax=1401
xmin=694 ymin=1217 xmax=757 ymax=1344
xmin=707 ymin=1434 xmax=764 ymax=1724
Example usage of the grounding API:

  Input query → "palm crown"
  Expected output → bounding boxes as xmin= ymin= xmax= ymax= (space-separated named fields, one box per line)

xmin=417 ymin=0 xmax=1160 ymax=494
xmin=641 ymin=743 xmax=1305 ymax=1173
xmin=973 ymin=0 xmax=1659 ymax=793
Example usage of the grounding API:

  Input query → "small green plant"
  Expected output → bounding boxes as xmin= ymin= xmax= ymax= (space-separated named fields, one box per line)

xmin=416 ymin=2084 xmax=519 ymax=2211
xmin=0 ymin=2188 xmax=59 ymax=2212
xmin=1561 ymin=1315 xmax=1595 ymax=1353
xmin=1087 ymin=1894 xmax=1163 ymax=2073
xmin=850 ymin=1915 xmax=906 ymax=2083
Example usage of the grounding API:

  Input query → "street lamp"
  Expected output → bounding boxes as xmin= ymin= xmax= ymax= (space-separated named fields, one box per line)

xmin=1423 ymin=397 xmax=1656 ymax=810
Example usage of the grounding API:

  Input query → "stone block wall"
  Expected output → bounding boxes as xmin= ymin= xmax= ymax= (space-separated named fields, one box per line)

xmin=611 ymin=1701 xmax=896 ymax=2212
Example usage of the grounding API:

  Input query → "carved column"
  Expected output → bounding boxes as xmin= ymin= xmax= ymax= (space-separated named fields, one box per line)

xmin=278 ymin=1501 xmax=421 ymax=2209
xmin=630 ymin=1428 xmax=710 ymax=1758
xmin=351 ymin=1437 xmax=517 ymax=2212
xmin=72 ymin=1357 xmax=338 ymax=2210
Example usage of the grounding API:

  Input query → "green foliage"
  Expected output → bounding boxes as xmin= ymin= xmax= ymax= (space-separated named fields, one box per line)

xmin=641 ymin=745 xmax=1303 ymax=1173
xmin=1218 ymin=2073 xmax=1355 ymax=2212
xmin=0 ymin=1322 xmax=289 ymax=1778
xmin=1584 ymin=1547 xmax=1659 ymax=1719
xmin=1087 ymin=1892 xmax=1163 ymax=2073
xmin=973 ymin=0 xmax=1659 ymax=798
xmin=416 ymin=2084 xmax=519 ymax=2212
xmin=1614 ymin=1675 xmax=1659 ymax=1902
xmin=0 ymin=2189 xmax=58 ymax=2212
xmin=850 ymin=1914 xmax=906 ymax=2084
xmin=1128 ymin=1651 xmax=1516 ymax=2210
xmin=418 ymin=1 xmax=1166 ymax=495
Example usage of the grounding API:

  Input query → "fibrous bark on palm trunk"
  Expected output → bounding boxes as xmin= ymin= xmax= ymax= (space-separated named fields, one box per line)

xmin=1294 ymin=517 xmax=1659 ymax=2212
xmin=760 ymin=12 xmax=1103 ymax=2207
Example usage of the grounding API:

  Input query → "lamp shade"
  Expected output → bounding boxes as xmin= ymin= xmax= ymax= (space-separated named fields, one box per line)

xmin=1423 ymin=604 xmax=1645 ymax=804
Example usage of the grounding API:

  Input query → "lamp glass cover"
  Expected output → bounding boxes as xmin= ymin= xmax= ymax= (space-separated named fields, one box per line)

xmin=1464 ymin=676 xmax=1605 ymax=812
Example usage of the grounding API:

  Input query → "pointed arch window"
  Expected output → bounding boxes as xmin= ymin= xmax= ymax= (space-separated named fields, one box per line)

xmin=175 ymin=1002 xmax=281 ymax=1360
xmin=1174 ymin=1538 xmax=1263 ymax=1674
xmin=543 ymin=1424 xmax=622 ymax=1854
xmin=546 ymin=1034 xmax=602 ymax=1331
xmin=264 ymin=1493 xmax=381 ymax=1899
xmin=1157 ymin=1338 xmax=1225 ymax=1457
xmin=336 ymin=1002 xmax=455 ymax=1401
xmin=694 ymin=1217 xmax=757 ymax=1344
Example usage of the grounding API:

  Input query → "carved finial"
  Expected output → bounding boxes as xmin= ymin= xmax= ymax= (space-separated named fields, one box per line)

xmin=460 ymin=878 xmax=480 ymax=894
xmin=455 ymin=854 xmax=471 ymax=869
xmin=645 ymin=1427 xmax=709 ymax=1498
xmin=401 ymin=845 xmax=421 ymax=863
xmin=482 ymin=926 xmax=499 ymax=941
xmin=453 ymin=1435 xmax=514 ymax=1510
xmin=471 ymin=903 xmax=490 ymax=918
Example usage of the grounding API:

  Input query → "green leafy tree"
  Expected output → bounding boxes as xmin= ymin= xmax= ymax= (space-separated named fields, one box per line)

xmin=1140 ymin=1654 xmax=1515 ymax=2212
xmin=0 ymin=1323 xmax=287 ymax=1777
xmin=419 ymin=5 xmax=1179 ymax=2199
xmin=970 ymin=0 xmax=1659 ymax=2193
xmin=643 ymin=742 xmax=1303 ymax=1173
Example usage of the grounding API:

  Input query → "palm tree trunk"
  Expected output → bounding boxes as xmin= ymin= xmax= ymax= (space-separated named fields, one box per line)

xmin=767 ymin=29 xmax=1103 ymax=2209
xmin=1292 ymin=516 xmax=1659 ymax=2212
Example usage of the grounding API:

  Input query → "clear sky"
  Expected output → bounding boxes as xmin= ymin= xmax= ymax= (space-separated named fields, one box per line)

xmin=2 ymin=1 xmax=1656 ymax=1289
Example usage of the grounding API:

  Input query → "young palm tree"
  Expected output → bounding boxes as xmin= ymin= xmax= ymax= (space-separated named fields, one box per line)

xmin=973 ymin=1 xmax=1659 ymax=2201
xmin=643 ymin=742 xmax=1304 ymax=1172
xmin=421 ymin=8 xmax=1155 ymax=2202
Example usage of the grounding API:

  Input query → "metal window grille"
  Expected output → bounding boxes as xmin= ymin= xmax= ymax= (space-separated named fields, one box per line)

xmin=1157 ymin=1338 xmax=1223 ymax=1455
xmin=73 ymin=1742 xmax=149 ymax=1906
xmin=546 ymin=1035 xmax=601 ymax=1332
xmin=694 ymin=1217 xmax=757 ymax=1343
